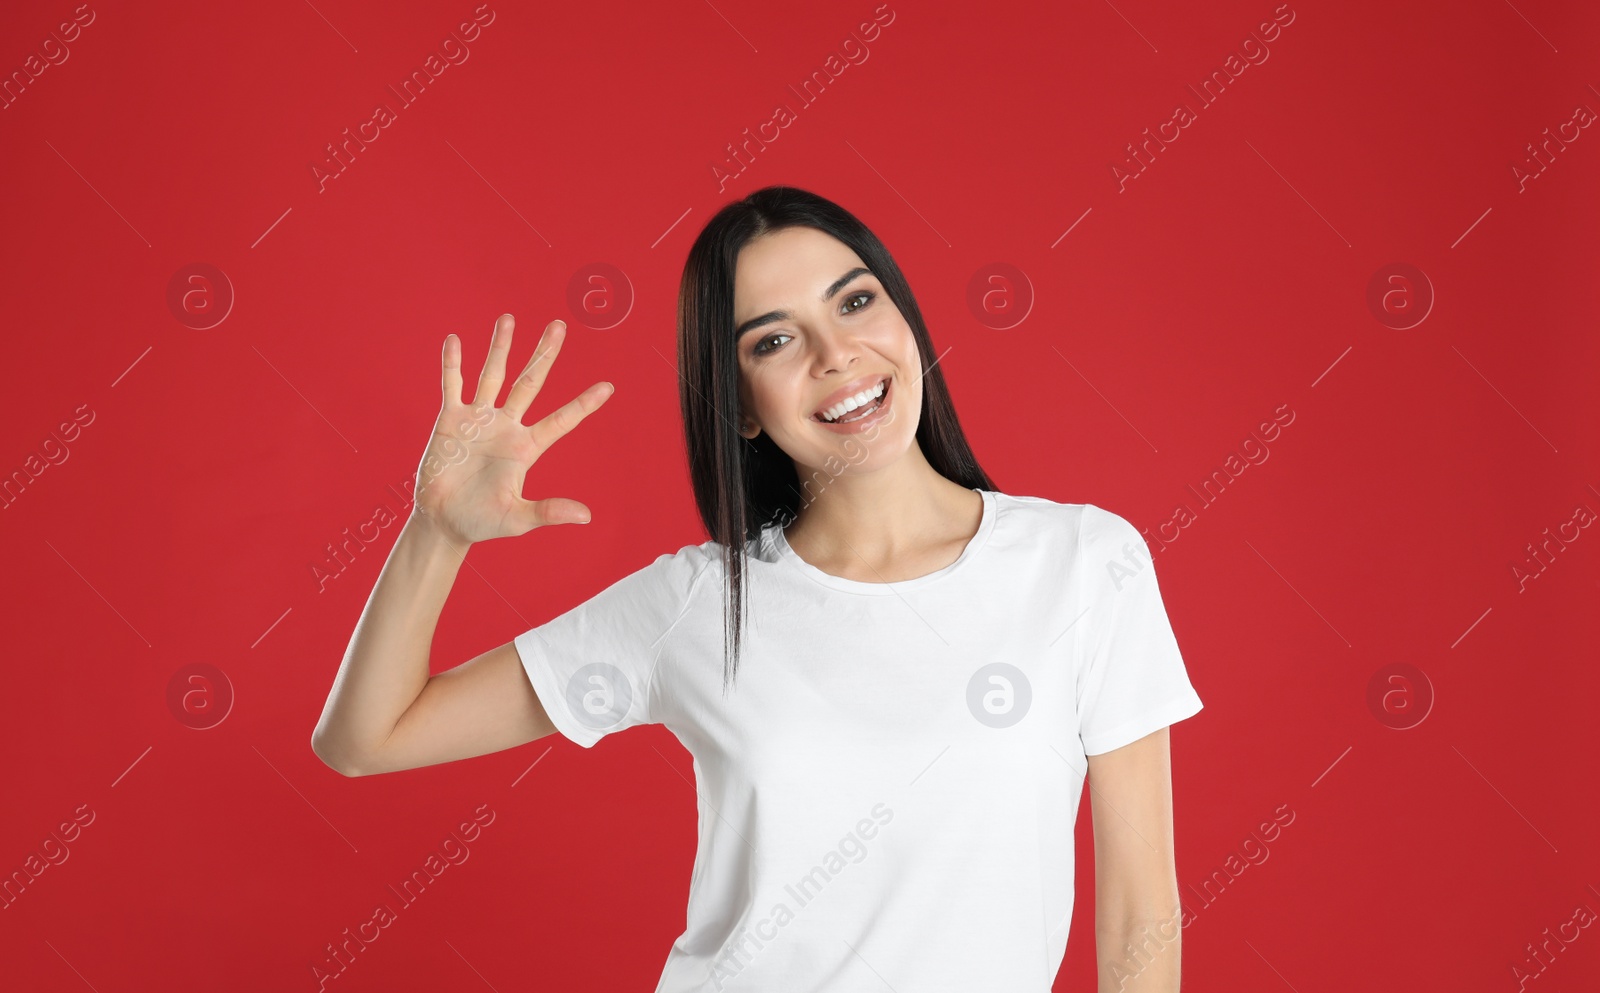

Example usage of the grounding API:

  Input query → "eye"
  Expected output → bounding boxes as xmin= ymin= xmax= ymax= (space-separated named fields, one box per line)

xmin=753 ymin=332 xmax=791 ymax=356
xmin=750 ymin=292 xmax=874 ymax=358
xmin=843 ymin=290 xmax=874 ymax=314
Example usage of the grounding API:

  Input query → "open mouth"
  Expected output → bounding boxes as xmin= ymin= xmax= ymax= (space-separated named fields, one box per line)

xmin=813 ymin=376 xmax=890 ymax=424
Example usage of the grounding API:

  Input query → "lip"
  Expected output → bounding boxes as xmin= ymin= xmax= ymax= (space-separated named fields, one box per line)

xmin=811 ymin=375 xmax=893 ymax=432
xmin=811 ymin=374 xmax=892 ymax=421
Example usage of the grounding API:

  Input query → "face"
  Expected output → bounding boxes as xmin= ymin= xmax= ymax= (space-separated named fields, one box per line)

xmin=731 ymin=226 xmax=921 ymax=476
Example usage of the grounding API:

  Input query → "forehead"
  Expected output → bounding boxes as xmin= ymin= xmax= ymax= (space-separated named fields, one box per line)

xmin=733 ymin=227 xmax=864 ymax=317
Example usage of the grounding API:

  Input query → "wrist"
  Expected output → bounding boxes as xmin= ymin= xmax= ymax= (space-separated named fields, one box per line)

xmin=404 ymin=506 xmax=471 ymax=558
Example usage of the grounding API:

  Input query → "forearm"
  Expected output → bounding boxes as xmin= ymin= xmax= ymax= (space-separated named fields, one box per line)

xmin=1095 ymin=910 xmax=1183 ymax=993
xmin=311 ymin=510 xmax=469 ymax=772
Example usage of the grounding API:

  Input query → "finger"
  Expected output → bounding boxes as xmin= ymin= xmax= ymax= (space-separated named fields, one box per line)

xmin=528 ymin=381 xmax=615 ymax=454
xmin=470 ymin=314 xmax=515 ymax=408
xmin=503 ymin=320 xmax=567 ymax=423
xmin=440 ymin=333 xmax=464 ymax=407
xmin=506 ymin=496 xmax=592 ymax=535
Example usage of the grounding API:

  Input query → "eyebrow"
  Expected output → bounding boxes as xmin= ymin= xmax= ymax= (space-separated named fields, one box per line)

xmin=734 ymin=266 xmax=873 ymax=341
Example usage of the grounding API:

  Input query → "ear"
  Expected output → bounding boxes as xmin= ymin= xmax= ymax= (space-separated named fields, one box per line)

xmin=738 ymin=415 xmax=761 ymax=440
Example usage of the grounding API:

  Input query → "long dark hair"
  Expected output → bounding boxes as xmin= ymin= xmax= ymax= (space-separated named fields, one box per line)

xmin=675 ymin=186 xmax=996 ymax=694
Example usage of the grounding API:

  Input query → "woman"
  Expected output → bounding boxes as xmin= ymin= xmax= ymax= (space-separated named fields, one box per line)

xmin=312 ymin=186 xmax=1203 ymax=991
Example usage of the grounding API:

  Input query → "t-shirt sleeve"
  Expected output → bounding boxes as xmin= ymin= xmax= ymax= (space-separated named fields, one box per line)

xmin=1073 ymin=504 xmax=1204 ymax=756
xmin=513 ymin=542 xmax=714 ymax=749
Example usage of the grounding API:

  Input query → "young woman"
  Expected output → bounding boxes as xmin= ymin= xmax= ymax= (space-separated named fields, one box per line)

xmin=313 ymin=186 xmax=1203 ymax=992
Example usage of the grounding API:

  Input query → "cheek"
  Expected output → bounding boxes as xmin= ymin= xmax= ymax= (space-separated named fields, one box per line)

xmin=891 ymin=323 xmax=920 ymax=366
xmin=876 ymin=312 xmax=913 ymax=347
xmin=768 ymin=380 xmax=804 ymax=418
xmin=742 ymin=370 xmax=785 ymax=418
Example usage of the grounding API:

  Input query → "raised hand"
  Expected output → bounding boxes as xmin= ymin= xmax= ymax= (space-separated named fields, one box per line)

xmin=411 ymin=314 xmax=614 ymax=546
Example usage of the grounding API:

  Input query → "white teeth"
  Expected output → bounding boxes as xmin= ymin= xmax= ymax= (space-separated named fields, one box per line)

xmin=818 ymin=380 xmax=886 ymax=422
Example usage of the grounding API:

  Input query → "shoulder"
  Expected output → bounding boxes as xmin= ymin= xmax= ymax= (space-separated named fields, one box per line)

xmin=987 ymin=493 xmax=1155 ymax=596
xmin=578 ymin=538 xmax=723 ymax=617
xmin=989 ymin=490 xmax=1140 ymax=548
xmin=1076 ymin=502 xmax=1145 ymax=551
xmin=644 ymin=539 xmax=724 ymax=590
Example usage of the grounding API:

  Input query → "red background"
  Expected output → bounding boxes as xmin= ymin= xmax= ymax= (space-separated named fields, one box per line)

xmin=3 ymin=0 xmax=1597 ymax=989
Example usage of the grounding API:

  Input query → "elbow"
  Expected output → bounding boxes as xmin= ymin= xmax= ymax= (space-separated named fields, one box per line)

xmin=311 ymin=728 xmax=367 ymax=778
xmin=1094 ymin=874 xmax=1182 ymax=933
xmin=1095 ymin=894 xmax=1184 ymax=940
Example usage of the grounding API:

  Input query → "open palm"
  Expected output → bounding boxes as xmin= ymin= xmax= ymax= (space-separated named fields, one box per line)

xmin=412 ymin=314 xmax=613 ymax=546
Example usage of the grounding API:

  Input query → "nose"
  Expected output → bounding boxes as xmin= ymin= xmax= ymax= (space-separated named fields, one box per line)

xmin=807 ymin=321 xmax=863 ymax=377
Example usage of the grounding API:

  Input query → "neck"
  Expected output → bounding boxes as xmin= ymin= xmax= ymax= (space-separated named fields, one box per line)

xmin=782 ymin=445 xmax=977 ymax=559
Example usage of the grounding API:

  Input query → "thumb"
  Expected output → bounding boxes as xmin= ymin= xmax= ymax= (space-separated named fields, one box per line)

xmin=508 ymin=496 xmax=592 ymax=535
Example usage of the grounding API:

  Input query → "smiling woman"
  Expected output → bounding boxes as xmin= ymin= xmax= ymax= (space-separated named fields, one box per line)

xmin=312 ymin=185 xmax=1204 ymax=993
xmin=676 ymin=192 xmax=997 ymax=679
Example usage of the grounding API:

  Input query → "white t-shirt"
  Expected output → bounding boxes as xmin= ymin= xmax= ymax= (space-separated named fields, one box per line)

xmin=515 ymin=489 xmax=1203 ymax=992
